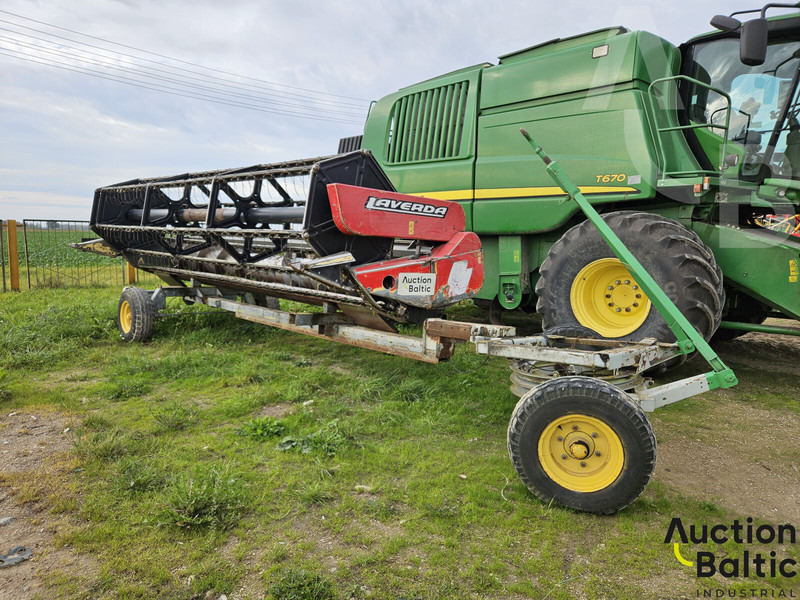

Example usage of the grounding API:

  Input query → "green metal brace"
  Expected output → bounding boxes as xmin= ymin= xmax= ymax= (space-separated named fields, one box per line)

xmin=520 ymin=129 xmax=737 ymax=391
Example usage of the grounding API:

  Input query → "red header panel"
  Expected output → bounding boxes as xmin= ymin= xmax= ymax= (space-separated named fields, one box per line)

xmin=351 ymin=231 xmax=484 ymax=309
xmin=327 ymin=183 xmax=465 ymax=241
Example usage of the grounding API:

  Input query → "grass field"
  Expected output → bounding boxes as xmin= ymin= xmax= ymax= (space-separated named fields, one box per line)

xmin=0 ymin=287 xmax=798 ymax=599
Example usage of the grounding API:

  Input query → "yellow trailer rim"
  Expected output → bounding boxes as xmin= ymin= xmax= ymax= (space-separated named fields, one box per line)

xmin=570 ymin=258 xmax=652 ymax=337
xmin=119 ymin=300 xmax=133 ymax=334
xmin=538 ymin=414 xmax=625 ymax=492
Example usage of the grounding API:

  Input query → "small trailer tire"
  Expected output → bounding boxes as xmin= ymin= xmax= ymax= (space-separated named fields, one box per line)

xmin=507 ymin=376 xmax=656 ymax=514
xmin=118 ymin=287 xmax=156 ymax=342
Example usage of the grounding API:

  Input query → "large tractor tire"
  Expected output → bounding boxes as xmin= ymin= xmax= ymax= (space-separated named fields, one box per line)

xmin=535 ymin=211 xmax=724 ymax=346
xmin=508 ymin=376 xmax=656 ymax=514
xmin=117 ymin=287 xmax=156 ymax=342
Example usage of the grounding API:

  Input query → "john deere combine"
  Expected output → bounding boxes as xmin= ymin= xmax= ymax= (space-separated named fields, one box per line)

xmin=77 ymin=4 xmax=800 ymax=513
xmin=359 ymin=4 xmax=800 ymax=342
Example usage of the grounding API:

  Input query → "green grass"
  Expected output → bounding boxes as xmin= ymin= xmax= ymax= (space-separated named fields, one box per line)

xmin=236 ymin=416 xmax=286 ymax=440
xmin=0 ymin=287 xmax=797 ymax=599
xmin=160 ymin=462 xmax=248 ymax=529
xmin=269 ymin=568 xmax=335 ymax=600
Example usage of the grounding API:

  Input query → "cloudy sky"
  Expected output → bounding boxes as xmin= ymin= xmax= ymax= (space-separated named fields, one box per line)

xmin=0 ymin=0 xmax=767 ymax=221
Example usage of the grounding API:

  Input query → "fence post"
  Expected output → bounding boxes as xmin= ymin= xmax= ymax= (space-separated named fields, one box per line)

xmin=0 ymin=221 xmax=5 ymax=292
xmin=126 ymin=262 xmax=137 ymax=285
xmin=7 ymin=220 xmax=20 ymax=291
xmin=22 ymin=221 xmax=32 ymax=290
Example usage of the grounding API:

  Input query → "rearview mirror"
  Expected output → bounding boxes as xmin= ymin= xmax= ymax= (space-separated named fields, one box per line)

xmin=741 ymin=18 xmax=768 ymax=66
xmin=710 ymin=14 xmax=742 ymax=32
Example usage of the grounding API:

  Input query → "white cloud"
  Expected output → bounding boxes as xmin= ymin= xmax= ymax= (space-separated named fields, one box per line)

xmin=0 ymin=190 xmax=91 ymax=221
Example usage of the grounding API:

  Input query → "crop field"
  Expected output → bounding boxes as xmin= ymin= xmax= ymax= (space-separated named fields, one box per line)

xmin=0 ymin=287 xmax=799 ymax=599
xmin=1 ymin=222 xmax=158 ymax=290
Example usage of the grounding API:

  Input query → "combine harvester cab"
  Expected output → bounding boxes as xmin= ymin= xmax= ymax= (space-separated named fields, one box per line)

xmin=82 ymin=151 xmax=483 ymax=333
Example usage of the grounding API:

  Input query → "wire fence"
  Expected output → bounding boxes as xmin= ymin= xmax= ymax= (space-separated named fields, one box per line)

xmin=1 ymin=219 xmax=159 ymax=291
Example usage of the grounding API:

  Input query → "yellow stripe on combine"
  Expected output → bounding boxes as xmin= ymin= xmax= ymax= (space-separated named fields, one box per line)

xmin=407 ymin=185 xmax=639 ymax=202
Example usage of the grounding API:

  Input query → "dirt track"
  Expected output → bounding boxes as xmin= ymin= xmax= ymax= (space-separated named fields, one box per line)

xmin=654 ymin=327 xmax=800 ymax=524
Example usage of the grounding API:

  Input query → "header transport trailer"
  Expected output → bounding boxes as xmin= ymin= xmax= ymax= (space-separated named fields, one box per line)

xmin=77 ymin=5 xmax=800 ymax=513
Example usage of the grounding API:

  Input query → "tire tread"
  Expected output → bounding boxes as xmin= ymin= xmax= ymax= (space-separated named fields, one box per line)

xmin=118 ymin=287 xmax=156 ymax=343
xmin=535 ymin=211 xmax=724 ymax=345
xmin=507 ymin=376 xmax=656 ymax=514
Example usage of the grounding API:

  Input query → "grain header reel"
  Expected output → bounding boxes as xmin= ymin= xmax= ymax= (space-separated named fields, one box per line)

xmin=80 ymin=150 xmax=483 ymax=337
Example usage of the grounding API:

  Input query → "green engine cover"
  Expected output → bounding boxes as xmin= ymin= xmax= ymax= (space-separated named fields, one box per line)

xmin=362 ymin=28 xmax=691 ymax=236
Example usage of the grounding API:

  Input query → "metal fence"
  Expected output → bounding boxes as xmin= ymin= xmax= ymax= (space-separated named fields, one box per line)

xmin=0 ymin=220 xmax=6 ymax=292
xmin=1 ymin=219 xmax=158 ymax=291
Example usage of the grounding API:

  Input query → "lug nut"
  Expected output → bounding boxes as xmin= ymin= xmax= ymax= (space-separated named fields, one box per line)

xmin=572 ymin=425 xmax=578 ymax=431
xmin=591 ymin=432 xmax=597 ymax=438
xmin=561 ymin=454 xmax=568 ymax=460
xmin=557 ymin=436 xmax=563 ymax=441
xmin=580 ymin=461 xmax=587 ymax=467
xmin=595 ymin=451 xmax=601 ymax=457
xmin=615 ymin=308 xmax=621 ymax=312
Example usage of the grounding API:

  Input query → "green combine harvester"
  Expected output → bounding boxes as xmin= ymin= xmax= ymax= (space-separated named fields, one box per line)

xmin=360 ymin=3 xmax=800 ymax=344
xmin=78 ymin=4 xmax=799 ymax=513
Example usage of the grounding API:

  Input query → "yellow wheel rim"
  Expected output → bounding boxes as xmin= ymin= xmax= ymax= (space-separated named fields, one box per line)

xmin=119 ymin=300 xmax=133 ymax=334
xmin=570 ymin=258 xmax=652 ymax=338
xmin=538 ymin=414 xmax=625 ymax=493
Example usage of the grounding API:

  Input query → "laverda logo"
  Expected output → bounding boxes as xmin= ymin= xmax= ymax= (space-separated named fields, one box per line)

xmin=365 ymin=196 xmax=448 ymax=218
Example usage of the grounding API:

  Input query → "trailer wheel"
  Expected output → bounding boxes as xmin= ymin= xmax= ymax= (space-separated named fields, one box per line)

xmin=535 ymin=211 xmax=723 ymax=343
xmin=507 ymin=376 xmax=656 ymax=514
xmin=118 ymin=287 xmax=156 ymax=342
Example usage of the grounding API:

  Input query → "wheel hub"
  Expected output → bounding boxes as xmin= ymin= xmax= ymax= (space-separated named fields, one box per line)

xmin=570 ymin=258 xmax=652 ymax=338
xmin=565 ymin=434 xmax=592 ymax=459
xmin=538 ymin=414 xmax=625 ymax=493
xmin=609 ymin=280 xmax=638 ymax=310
